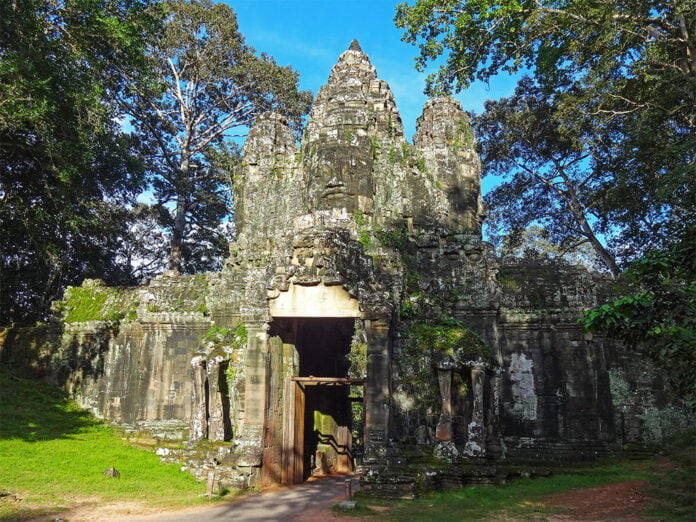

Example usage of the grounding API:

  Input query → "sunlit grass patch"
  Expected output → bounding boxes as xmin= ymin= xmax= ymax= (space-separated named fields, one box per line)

xmin=0 ymin=368 xmax=237 ymax=519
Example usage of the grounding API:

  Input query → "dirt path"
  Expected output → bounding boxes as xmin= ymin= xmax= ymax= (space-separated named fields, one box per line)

xmin=41 ymin=477 xmax=653 ymax=521
xmin=544 ymin=480 xmax=649 ymax=521
xmin=53 ymin=474 xmax=360 ymax=522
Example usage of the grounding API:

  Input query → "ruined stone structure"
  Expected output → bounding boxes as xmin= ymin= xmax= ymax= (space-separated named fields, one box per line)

xmin=1 ymin=41 xmax=689 ymax=496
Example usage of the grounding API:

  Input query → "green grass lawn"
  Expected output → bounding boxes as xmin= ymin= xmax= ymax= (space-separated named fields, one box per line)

xmin=344 ymin=434 xmax=695 ymax=521
xmin=376 ymin=463 xmax=649 ymax=520
xmin=0 ymin=368 xmax=235 ymax=520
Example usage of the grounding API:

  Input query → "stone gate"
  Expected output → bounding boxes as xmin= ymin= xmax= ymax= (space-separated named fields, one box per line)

xmin=2 ymin=40 xmax=689 ymax=497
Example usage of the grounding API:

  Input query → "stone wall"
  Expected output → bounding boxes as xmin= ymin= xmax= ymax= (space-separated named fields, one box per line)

xmin=1 ymin=41 xmax=691 ymax=496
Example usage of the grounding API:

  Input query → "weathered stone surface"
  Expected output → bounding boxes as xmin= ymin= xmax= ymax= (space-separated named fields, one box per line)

xmin=0 ymin=40 xmax=689 ymax=496
xmin=102 ymin=467 xmax=120 ymax=478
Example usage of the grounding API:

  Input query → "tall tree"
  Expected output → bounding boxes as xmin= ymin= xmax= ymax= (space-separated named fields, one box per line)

xmin=396 ymin=0 xmax=695 ymax=263
xmin=0 ymin=0 xmax=159 ymax=324
xmin=397 ymin=0 xmax=696 ymax=401
xmin=124 ymin=0 xmax=312 ymax=274
xmin=477 ymin=77 xmax=620 ymax=275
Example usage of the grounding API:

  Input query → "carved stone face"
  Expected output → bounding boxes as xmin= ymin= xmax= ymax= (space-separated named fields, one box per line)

xmin=308 ymin=142 xmax=374 ymax=213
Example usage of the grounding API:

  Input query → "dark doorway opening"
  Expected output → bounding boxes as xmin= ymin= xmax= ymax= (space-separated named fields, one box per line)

xmin=271 ymin=317 xmax=363 ymax=484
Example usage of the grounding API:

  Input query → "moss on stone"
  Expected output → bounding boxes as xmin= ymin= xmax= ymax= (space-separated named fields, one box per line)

xmin=375 ymin=223 xmax=409 ymax=251
xmin=204 ymin=323 xmax=247 ymax=350
xmin=59 ymin=282 xmax=138 ymax=323
xmin=407 ymin=322 xmax=492 ymax=362
xmin=416 ymin=157 xmax=427 ymax=174
xmin=358 ymin=229 xmax=372 ymax=249
xmin=453 ymin=119 xmax=475 ymax=149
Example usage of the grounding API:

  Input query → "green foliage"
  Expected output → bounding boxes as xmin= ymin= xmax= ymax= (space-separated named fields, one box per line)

xmin=125 ymin=0 xmax=312 ymax=273
xmin=204 ymin=323 xmax=247 ymax=350
xmin=399 ymin=320 xmax=492 ymax=413
xmin=580 ymin=227 xmax=696 ymax=409
xmin=0 ymin=0 xmax=160 ymax=324
xmin=358 ymin=230 xmax=372 ymax=249
xmin=476 ymin=78 xmax=620 ymax=274
xmin=0 ymin=368 xmax=234 ymax=519
xmin=396 ymin=0 xmax=695 ymax=267
xmin=388 ymin=147 xmax=397 ymax=165
xmin=347 ymin=330 xmax=368 ymax=380
xmin=454 ymin=119 xmax=475 ymax=149
xmin=375 ymin=222 xmax=409 ymax=251
xmin=407 ymin=322 xmax=492 ymax=361
xmin=352 ymin=209 xmax=367 ymax=227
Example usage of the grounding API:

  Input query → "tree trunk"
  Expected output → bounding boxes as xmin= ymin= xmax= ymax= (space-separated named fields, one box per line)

xmin=168 ymin=159 xmax=189 ymax=273
xmin=564 ymin=181 xmax=621 ymax=277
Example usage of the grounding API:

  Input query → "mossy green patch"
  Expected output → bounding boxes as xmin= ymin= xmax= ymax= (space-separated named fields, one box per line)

xmin=407 ymin=322 xmax=492 ymax=362
xmin=58 ymin=284 xmax=138 ymax=323
xmin=204 ymin=323 xmax=247 ymax=350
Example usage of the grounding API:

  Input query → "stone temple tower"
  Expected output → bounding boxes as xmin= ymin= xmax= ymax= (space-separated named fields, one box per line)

xmin=17 ymin=41 xmax=672 ymax=498
xmin=214 ymin=39 xmax=500 ymax=489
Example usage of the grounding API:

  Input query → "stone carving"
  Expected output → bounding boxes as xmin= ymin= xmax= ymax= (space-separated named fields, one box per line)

xmin=4 ymin=39 xmax=686 ymax=498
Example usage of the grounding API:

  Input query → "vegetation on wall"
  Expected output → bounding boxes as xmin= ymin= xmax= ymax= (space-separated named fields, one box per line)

xmin=203 ymin=323 xmax=247 ymax=350
xmin=56 ymin=282 xmax=139 ymax=324
xmin=407 ymin=322 xmax=492 ymax=362
xmin=399 ymin=320 xmax=492 ymax=412
xmin=580 ymin=226 xmax=696 ymax=410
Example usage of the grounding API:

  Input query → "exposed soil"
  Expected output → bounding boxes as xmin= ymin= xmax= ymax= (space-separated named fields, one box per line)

xmin=25 ymin=478 xmax=653 ymax=521
xmin=544 ymin=480 xmax=649 ymax=521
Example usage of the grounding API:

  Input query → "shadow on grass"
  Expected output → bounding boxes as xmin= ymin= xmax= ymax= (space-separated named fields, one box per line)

xmin=0 ymin=368 xmax=100 ymax=442
xmin=644 ymin=431 xmax=696 ymax=521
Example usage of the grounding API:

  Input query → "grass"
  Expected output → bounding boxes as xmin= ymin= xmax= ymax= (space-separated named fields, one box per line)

xmin=644 ymin=431 xmax=696 ymax=520
xmin=346 ymin=443 xmax=695 ymax=521
xmin=0 ymin=368 xmax=237 ymax=520
xmin=349 ymin=462 xmax=649 ymax=520
xmin=393 ymin=465 xmax=647 ymax=520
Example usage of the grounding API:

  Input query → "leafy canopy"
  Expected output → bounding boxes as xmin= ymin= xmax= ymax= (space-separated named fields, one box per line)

xmin=397 ymin=0 xmax=695 ymax=264
xmin=125 ymin=0 xmax=312 ymax=273
xmin=0 ymin=0 xmax=160 ymax=324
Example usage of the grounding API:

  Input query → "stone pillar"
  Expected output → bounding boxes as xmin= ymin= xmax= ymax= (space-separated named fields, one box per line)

xmin=236 ymin=322 xmax=269 ymax=467
xmin=436 ymin=368 xmax=453 ymax=441
xmin=363 ymin=317 xmax=390 ymax=461
xmin=207 ymin=356 xmax=226 ymax=442
xmin=487 ymin=368 xmax=504 ymax=458
xmin=433 ymin=361 xmax=458 ymax=461
xmin=190 ymin=355 xmax=207 ymax=441
xmin=464 ymin=363 xmax=486 ymax=457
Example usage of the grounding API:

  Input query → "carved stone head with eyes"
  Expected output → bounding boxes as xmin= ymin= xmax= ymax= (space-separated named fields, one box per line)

xmin=306 ymin=138 xmax=374 ymax=214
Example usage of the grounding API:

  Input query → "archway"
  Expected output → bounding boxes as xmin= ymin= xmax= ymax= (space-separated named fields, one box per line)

xmin=267 ymin=284 xmax=364 ymax=484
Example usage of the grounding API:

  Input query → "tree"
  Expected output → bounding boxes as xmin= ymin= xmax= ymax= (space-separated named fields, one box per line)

xmin=124 ymin=0 xmax=312 ymax=274
xmin=397 ymin=0 xmax=695 ymax=404
xmin=396 ymin=0 xmax=695 ymax=263
xmin=496 ymin=226 xmax=601 ymax=269
xmin=579 ymin=226 xmax=696 ymax=410
xmin=0 ymin=0 xmax=159 ymax=324
xmin=477 ymin=77 xmax=620 ymax=275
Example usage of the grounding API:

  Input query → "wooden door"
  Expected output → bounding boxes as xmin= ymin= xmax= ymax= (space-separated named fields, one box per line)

xmin=281 ymin=379 xmax=305 ymax=484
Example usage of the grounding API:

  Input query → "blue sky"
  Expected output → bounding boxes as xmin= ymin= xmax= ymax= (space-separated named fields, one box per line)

xmin=228 ymin=0 xmax=520 ymax=142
